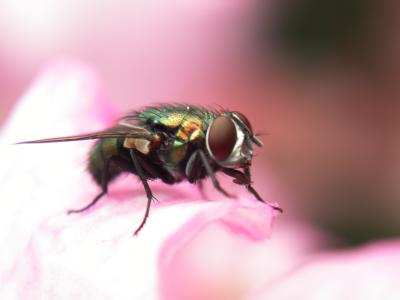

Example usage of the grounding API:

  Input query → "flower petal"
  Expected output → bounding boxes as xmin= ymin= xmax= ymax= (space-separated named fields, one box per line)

xmin=249 ymin=241 xmax=400 ymax=300
xmin=0 ymin=60 xmax=119 ymax=298
xmin=158 ymin=197 xmax=281 ymax=300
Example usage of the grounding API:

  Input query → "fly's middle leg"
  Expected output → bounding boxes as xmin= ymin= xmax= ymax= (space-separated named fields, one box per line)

xmin=129 ymin=149 xmax=155 ymax=235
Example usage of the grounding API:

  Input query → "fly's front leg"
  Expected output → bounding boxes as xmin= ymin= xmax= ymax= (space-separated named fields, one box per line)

xmin=196 ymin=150 xmax=235 ymax=198
xmin=185 ymin=151 xmax=209 ymax=199
xmin=223 ymin=167 xmax=283 ymax=213
xmin=129 ymin=149 xmax=155 ymax=235
xmin=197 ymin=180 xmax=209 ymax=200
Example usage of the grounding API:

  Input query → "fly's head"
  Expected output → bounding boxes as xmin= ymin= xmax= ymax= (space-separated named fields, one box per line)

xmin=206 ymin=111 xmax=263 ymax=169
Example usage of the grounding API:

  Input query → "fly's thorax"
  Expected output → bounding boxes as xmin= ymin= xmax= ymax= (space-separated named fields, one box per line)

xmin=152 ymin=139 xmax=188 ymax=181
xmin=136 ymin=105 xmax=215 ymax=131
xmin=157 ymin=111 xmax=207 ymax=165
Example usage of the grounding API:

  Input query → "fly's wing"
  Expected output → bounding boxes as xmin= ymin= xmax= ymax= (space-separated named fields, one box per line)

xmin=117 ymin=115 xmax=141 ymax=129
xmin=16 ymin=125 xmax=155 ymax=144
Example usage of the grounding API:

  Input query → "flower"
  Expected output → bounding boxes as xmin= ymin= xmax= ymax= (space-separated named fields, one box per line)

xmin=2 ymin=60 xmax=398 ymax=300
xmin=0 ymin=61 xmax=288 ymax=300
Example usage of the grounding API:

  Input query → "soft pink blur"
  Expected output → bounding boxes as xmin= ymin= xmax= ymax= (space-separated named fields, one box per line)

xmin=0 ymin=0 xmax=260 ymax=121
xmin=249 ymin=241 xmax=400 ymax=300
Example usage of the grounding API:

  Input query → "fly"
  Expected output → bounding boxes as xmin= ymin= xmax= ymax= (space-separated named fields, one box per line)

xmin=17 ymin=104 xmax=282 ymax=234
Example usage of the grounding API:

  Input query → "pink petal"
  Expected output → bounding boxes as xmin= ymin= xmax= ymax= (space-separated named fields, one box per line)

xmin=249 ymin=241 xmax=400 ymax=300
xmin=0 ymin=60 xmax=200 ymax=299
xmin=0 ymin=185 xmax=213 ymax=299
xmin=0 ymin=63 xmax=283 ymax=299
xmin=158 ymin=198 xmax=328 ymax=300
xmin=0 ymin=60 xmax=123 ymax=298
xmin=0 ymin=59 xmax=327 ymax=300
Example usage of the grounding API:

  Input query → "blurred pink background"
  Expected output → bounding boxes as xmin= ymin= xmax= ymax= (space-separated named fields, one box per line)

xmin=1 ymin=0 xmax=400 ymax=245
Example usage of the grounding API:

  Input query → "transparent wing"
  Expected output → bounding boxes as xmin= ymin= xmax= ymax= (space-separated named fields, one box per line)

xmin=16 ymin=126 xmax=155 ymax=144
xmin=118 ymin=115 xmax=141 ymax=129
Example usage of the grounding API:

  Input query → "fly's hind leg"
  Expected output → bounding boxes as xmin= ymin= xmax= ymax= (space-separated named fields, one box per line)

xmin=129 ymin=149 xmax=155 ymax=235
xmin=67 ymin=157 xmax=114 ymax=214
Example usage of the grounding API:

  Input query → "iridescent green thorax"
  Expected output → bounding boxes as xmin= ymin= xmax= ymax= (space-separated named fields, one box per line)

xmin=135 ymin=105 xmax=216 ymax=132
xmin=135 ymin=105 xmax=217 ymax=176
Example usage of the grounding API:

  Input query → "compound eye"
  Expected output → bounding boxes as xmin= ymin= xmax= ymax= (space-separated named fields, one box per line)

xmin=207 ymin=116 xmax=237 ymax=161
xmin=233 ymin=111 xmax=253 ymax=133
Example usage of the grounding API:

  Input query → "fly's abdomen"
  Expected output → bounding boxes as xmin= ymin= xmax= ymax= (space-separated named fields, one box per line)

xmin=87 ymin=138 xmax=123 ymax=185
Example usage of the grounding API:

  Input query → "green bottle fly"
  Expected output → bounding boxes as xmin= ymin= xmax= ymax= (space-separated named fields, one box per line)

xmin=18 ymin=104 xmax=281 ymax=234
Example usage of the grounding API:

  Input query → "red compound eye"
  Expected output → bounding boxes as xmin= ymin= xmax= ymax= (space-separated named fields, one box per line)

xmin=233 ymin=111 xmax=253 ymax=133
xmin=207 ymin=116 xmax=237 ymax=161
